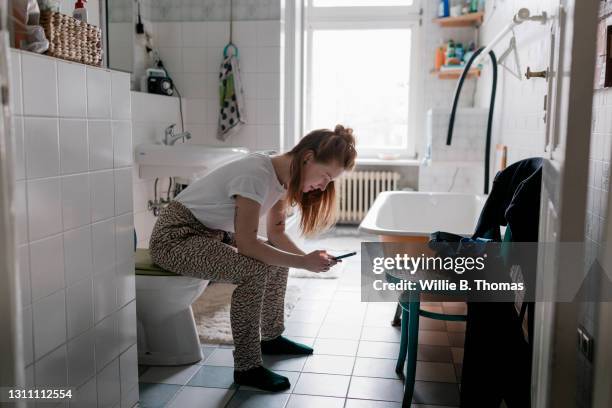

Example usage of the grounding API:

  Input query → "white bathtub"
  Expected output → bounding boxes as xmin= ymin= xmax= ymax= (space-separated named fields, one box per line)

xmin=359 ymin=191 xmax=486 ymax=240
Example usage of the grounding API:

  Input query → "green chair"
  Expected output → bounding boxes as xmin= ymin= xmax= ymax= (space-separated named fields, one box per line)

xmin=393 ymin=227 xmax=512 ymax=407
xmin=395 ymin=290 xmax=466 ymax=407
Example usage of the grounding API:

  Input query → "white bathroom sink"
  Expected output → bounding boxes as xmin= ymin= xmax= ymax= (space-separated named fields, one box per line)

xmin=135 ymin=144 xmax=249 ymax=180
xmin=359 ymin=191 xmax=487 ymax=238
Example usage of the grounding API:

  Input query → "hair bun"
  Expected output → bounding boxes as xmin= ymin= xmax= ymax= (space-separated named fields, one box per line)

xmin=334 ymin=124 xmax=353 ymax=138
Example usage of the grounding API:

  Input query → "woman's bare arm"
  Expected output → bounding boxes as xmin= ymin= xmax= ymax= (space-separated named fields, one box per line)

xmin=233 ymin=195 xmax=307 ymax=268
xmin=266 ymin=199 xmax=306 ymax=256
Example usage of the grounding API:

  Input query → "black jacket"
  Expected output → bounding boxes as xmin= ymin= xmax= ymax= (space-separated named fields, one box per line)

xmin=472 ymin=157 xmax=543 ymax=242
xmin=461 ymin=157 xmax=543 ymax=408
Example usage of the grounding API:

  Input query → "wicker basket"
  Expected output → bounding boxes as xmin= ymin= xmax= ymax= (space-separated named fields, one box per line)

xmin=39 ymin=11 xmax=102 ymax=67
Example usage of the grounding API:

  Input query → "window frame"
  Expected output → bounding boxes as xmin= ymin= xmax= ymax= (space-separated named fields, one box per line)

xmin=303 ymin=2 xmax=422 ymax=159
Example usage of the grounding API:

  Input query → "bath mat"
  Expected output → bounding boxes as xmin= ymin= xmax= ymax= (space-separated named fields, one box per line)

xmin=192 ymin=282 xmax=301 ymax=345
xmin=289 ymin=258 xmax=347 ymax=279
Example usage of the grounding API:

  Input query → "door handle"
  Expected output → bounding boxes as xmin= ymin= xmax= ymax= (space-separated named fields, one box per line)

xmin=525 ymin=66 xmax=548 ymax=80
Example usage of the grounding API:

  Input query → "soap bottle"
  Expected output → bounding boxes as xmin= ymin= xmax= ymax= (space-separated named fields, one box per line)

xmin=73 ymin=0 xmax=87 ymax=23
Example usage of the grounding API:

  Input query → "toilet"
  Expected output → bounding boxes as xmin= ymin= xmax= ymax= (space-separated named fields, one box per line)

xmin=135 ymin=249 xmax=209 ymax=365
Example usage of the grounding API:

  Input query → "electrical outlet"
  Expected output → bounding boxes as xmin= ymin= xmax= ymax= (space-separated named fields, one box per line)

xmin=577 ymin=326 xmax=594 ymax=362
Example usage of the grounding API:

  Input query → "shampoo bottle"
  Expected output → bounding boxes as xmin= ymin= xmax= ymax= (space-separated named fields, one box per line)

xmin=73 ymin=0 xmax=87 ymax=23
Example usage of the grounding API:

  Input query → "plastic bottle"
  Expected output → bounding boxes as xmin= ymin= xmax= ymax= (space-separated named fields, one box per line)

xmin=73 ymin=0 xmax=87 ymax=23
xmin=438 ymin=0 xmax=450 ymax=18
xmin=455 ymin=43 xmax=465 ymax=62
xmin=470 ymin=0 xmax=478 ymax=13
xmin=435 ymin=41 xmax=446 ymax=71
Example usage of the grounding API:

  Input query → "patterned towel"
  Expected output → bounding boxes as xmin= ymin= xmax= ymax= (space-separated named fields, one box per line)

xmin=217 ymin=51 xmax=247 ymax=141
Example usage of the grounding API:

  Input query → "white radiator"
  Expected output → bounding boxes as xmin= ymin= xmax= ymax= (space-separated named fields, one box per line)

xmin=336 ymin=171 xmax=401 ymax=224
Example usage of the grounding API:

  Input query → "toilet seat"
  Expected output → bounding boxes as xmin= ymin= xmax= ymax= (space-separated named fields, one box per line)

xmin=135 ymin=249 xmax=209 ymax=365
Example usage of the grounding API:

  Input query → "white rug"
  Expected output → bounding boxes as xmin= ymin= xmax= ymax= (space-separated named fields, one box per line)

xmin=192 ymin=282 xmax=301 ymax=345
xmin=288 ymin=257 xmax=347 ymax=279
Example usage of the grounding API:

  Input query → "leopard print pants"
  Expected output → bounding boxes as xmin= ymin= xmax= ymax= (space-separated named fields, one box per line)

xmin=149 ymin=200 xmax=288 ymax=371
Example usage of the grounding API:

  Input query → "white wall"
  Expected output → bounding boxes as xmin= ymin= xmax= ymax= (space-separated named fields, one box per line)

xmin=10 ymin=49 xmax=138 ymax=408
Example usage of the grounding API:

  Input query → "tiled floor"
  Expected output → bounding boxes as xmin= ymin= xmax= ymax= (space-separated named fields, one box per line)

xmin=138 ymin=226 xmax=465 ymax=408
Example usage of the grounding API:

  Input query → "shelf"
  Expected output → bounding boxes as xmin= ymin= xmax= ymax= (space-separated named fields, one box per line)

xmin=434 ymin=12 xmax=484 ymax=28
xmin=432 ymin=68 xmax=481 ymax=80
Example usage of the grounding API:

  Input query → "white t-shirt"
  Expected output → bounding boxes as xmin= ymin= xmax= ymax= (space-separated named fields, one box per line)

xmin=175 ymin=152 xmax=287 ymax=232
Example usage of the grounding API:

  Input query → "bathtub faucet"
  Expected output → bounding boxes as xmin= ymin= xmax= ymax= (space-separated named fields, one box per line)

xmin=164 ymin=124 xmax=192 ymax=145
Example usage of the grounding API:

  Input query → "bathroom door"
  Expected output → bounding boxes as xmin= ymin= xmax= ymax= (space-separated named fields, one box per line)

xmin=531 ymin=0 xmax=599 ymax=407
xmin=0 ymin=0 xmax=24 ymax=398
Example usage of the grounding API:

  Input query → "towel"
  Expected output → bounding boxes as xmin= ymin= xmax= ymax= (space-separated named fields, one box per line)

xmin=217 ymin=48 xmax=247 ymax=141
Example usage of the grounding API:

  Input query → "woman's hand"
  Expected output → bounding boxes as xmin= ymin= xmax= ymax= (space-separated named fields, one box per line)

xmin=301 ymin=250 xmax=340 ymax=273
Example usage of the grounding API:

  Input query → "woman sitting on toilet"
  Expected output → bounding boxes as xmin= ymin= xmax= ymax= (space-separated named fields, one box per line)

xmin=149 ymin=125 xmax=357 ymax=391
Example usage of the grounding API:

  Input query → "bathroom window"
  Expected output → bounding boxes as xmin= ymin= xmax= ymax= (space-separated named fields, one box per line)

xmin=304 ymin=1 xmax=420 ymax=158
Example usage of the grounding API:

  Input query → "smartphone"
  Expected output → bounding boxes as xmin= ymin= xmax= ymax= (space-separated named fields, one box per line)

xmin=332 ymin=251 xmax=357 ymax=260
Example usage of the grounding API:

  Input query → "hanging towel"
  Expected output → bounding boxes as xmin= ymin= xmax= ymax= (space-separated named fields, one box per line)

xmin=217 ymin=44 xmax=247 ymax=141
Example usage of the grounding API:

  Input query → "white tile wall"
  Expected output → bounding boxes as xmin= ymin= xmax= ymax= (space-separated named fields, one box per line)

xmin=9 ymin=49 xmax=138 ymax=407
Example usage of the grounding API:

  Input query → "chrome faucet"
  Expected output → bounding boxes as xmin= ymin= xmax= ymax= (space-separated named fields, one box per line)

xmin=164 ymin=124 xmax=192 ymax=145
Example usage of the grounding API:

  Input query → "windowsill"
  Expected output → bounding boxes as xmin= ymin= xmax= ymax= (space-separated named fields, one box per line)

xmin=355 ymin=157 xmax=421 ymax=167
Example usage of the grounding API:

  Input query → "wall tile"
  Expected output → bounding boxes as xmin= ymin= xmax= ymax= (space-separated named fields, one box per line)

xmin=116 ymin=260 xmax=135 ymax=311
xmin=91 ymin=170 xmax=116 ymax=222
xmin=119 ymin=344 xmax=138 ymax=402
xmin=24 ymin=117 xmax=60 ymax=179
xmin=71 ymin=376 xmax=97 ymax=408
xmin=234 ymin=21 xmax=259 ymax=47
xmin=12 ymin=116 xmax=25 ymax=180
xmin=59 ymin=119 xmax=89 ymax=175
xmin=64 ymin=225 xmax=93 ymax=286
xmin=92 ymin=219 xmax=117 ymax=277
xmin=15 ymin=180 xmax=28 ymax=244
xmin=33 ymin=289 xmax=67 ymax=360
xmin=94 ymin=272 xmax=117 ymax=323
xmin=112 ymin=121 xmax=133 ymax=167
xmin=62 ymin=173 xmax=91 ymax=230
xmin=111 ymin=72 xmax=132 ymax=120
xmin=257 ymin=20 xmax=281 ymax=47
xmin=206 ymin=22 xmax=231 ymax=47
xmin=256 ymin=73 xmax=280 ymax=99
xmin=35 ymin=344 xmax=67 ymax=387
xmin=22 ymin=305 xmax=33 ymax=366
xmin=115 ymin=213 xmax=134 ymax=265
xmin=87 ymin=68 xmax=112 ymax=119
xmin=27 ymin=177 xmax=62 ymax=241
xmin=181 ymin=22 xmax=207 ymax=47
xmin=29 ymin=234 xmax=65 ymax=301
xmin=256 ymin=46 xmax=280 ymax=73
xmin=95 ymin=315 xmax=119 ymax=371
xmin=21 ymin=53 xmax=58 ymax=117
xmin=9 ymin=49 xmax=23 ymax=115
xmin=57 ymin=61 xmax=87 ymax=118
xmin=205 ymin=47 xmax=224 ymax=73
xmin=114 ymin=168 xmax=133 ymax=216
xmin=117 ymin=301 xmax=137 ymax=355
xmin=182 ymin=48 xmax=207 ymax=73
xmin=67 ymin=330 xmax=96 ymax=388
xmin=18 ymin=244 xmax=31 ymax=307
xmin=66 ymin=278 xmax=94 ymax=339
xmin=89 ymin=121 xmax=114 ymax=170
xmin=154 ymin=22 xmax=182 ymax=47
xmin=97 ymin=358 xmax=121 ymax=408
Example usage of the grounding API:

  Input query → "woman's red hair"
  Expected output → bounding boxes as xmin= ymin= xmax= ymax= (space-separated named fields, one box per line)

xmin=286 ymin=124 xmax=357 ymax=237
